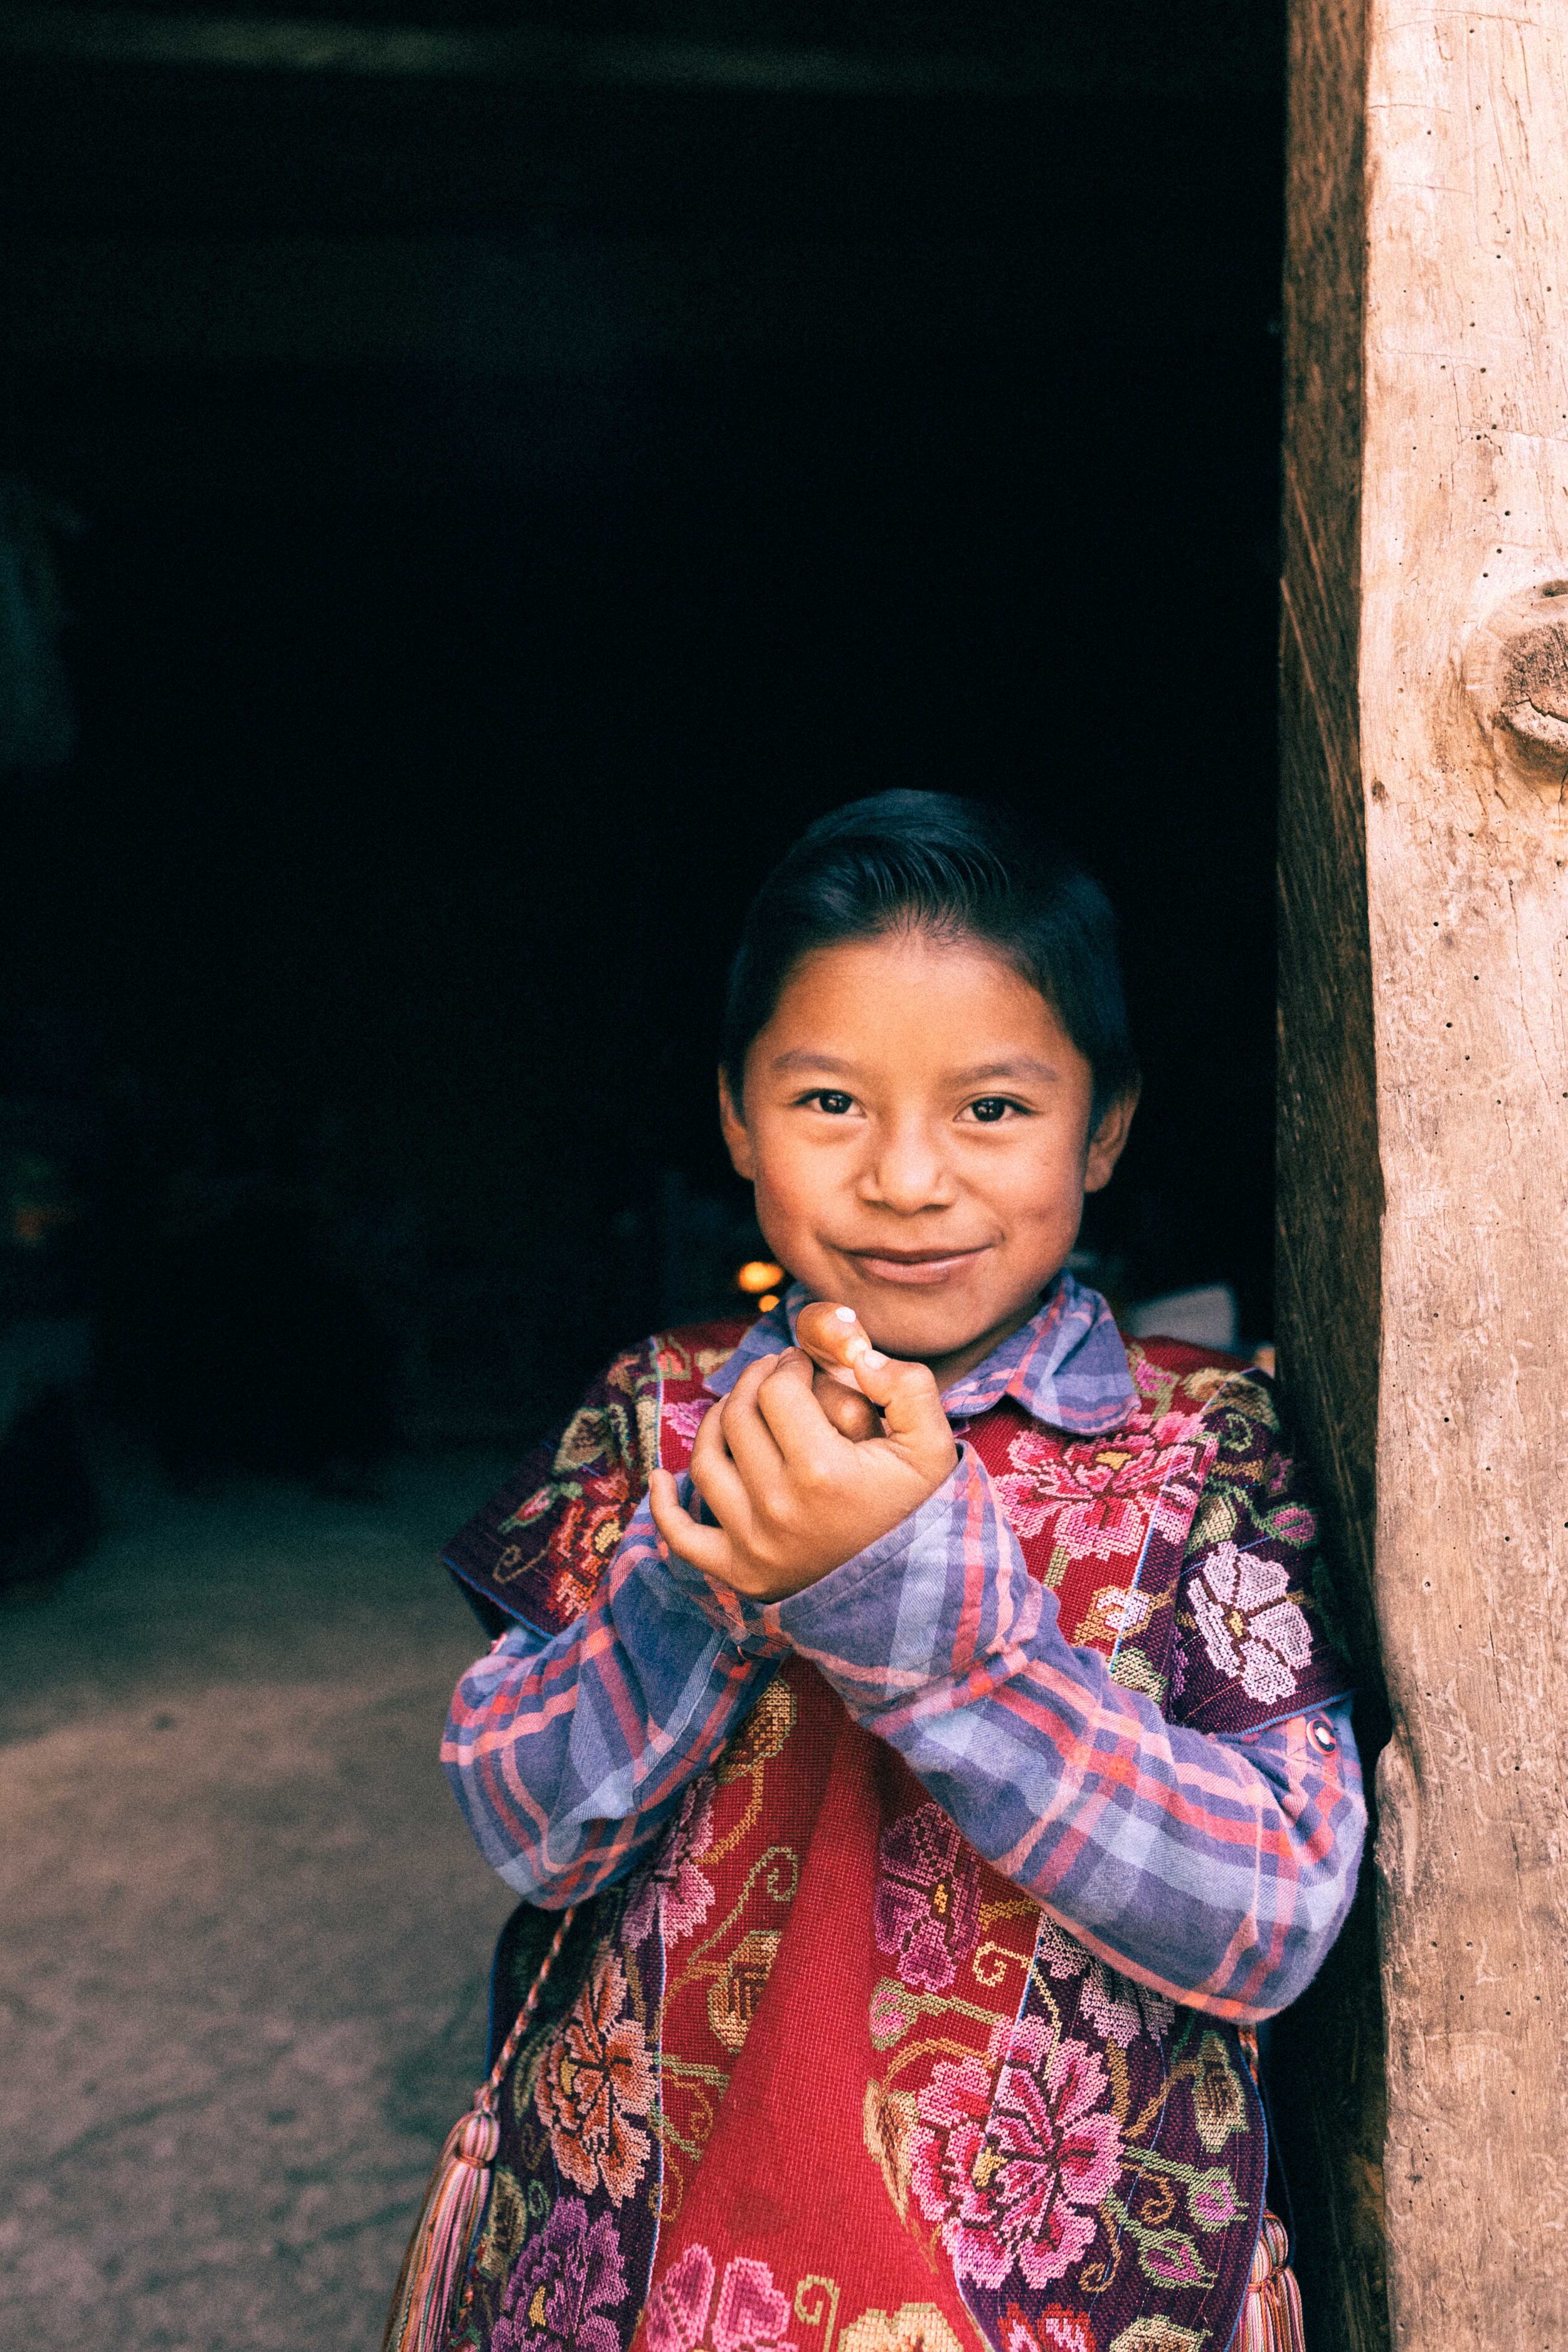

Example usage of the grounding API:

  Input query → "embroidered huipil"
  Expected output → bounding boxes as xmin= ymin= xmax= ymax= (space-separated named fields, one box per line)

xmin=439 ymin=1279 xmax=1363 ymax=2352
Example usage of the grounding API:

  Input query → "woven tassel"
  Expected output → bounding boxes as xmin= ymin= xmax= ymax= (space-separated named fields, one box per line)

xmin=383 ymin=1906 xmax=577 ymax=2352
xmin=1234 ymin=2212 xmax=1306 ymax=2352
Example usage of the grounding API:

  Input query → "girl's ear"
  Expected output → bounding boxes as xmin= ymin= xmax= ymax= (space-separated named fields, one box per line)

xmin=1084 ymin=1086 xmax=1138 ymax=1194
xmin=718 ymin=1069 xmax=757 ymax=1181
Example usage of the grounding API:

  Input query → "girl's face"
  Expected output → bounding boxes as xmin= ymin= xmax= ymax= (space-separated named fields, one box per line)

xmin=720 ymin=930 xmax=1136 ymax=1389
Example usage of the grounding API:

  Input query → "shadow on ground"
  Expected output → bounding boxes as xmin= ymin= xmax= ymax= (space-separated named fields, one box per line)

xmin=0 ymin=1443 xmax=522 ymax=2352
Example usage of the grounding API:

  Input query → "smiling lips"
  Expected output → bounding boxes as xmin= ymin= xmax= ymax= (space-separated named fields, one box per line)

xmin=841 ymin=1244 xmax=994 ymax=1288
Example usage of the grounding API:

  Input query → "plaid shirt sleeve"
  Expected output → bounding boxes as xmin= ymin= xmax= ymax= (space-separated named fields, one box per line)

xmin=664 ymin=1445 xmax=1364 ymax=2025
xmin=441 ymin=1493 xmax=778 ymax=1905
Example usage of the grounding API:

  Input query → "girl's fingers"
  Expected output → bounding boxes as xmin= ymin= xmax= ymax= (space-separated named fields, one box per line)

xmin=794 ymin=1300 xmax=876 ymax=1391
xmin=844 ymin=1348 xmax=956 ymax=1478
xmin=752 ymin=1347 xmax=849 ymax=1473
xmin=718 ymin=1354 xmax=789 ymax=1491
xmin=812 ymin=1367 xmax=881 ymax=1441
xmin=778 ymin=1308 xmax=955 ymax=1480
xmin=688 ymin=1399 xmax=761 ymax=1541
xmin=647 ymin=1467 xmax=736 ymax=1581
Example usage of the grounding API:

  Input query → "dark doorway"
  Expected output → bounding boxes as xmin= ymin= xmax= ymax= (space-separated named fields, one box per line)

xmin=1 ymin=14 xmax=1286 ymax=1458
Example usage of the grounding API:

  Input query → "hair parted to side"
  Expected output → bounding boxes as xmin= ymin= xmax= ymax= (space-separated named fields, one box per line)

xmin=719 ymin=790 xmax=1140 ymax=1123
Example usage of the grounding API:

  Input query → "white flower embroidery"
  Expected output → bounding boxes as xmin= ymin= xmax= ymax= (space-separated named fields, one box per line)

xmin=1037 ymin=1918 xmax=1173 ymax=2045
xmin=1190 ymin=1540 xmax=1313 ymax=1703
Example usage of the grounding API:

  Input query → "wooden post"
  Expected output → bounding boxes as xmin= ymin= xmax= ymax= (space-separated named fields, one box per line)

xmin=1275 ymin=4 xmax=1389 ymax=2342
xmin=1279 ymin=3 xmax=1568 ymax=2344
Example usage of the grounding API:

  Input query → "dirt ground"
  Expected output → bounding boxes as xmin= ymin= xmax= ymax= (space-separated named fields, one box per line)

xmin=0 ymin=1443 xmax=524 ymax=2352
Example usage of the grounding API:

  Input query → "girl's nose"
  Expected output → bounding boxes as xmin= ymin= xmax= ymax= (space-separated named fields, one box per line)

xmin=857 ymin=1119 xmax=956 ymax=1214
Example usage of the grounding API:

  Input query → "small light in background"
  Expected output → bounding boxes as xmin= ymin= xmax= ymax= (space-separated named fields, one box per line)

xmin=736 ymin=1259 xmax=785 ymax=1313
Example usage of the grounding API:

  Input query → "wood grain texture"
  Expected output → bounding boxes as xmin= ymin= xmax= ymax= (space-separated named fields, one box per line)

xmin=1285 ymin=1 xmax=1568 ymax=2339
xmin=1275 ymin=8 xmax=1391 ymax=2349
xmin=1279 ymin=0 xmax=1381 ymax=1716
xmin=1361 ymin=5 xmax=1568 ymax=2340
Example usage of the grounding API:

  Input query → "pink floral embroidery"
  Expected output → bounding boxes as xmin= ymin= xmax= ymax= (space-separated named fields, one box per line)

xmin=1187 ymin=2173 xmax=1242 ymax=2228
xmin=534 ymin=1951 xmax=654 ymax=2205
xmin=501 ymin=1485 xmax=555 ymax=1532
xmin=1189 ymin=1542 xmax=1313 ymax=1704
xmin=662 ymin=1399 xmax=712 ymax=1448
xmin=874 ymin=1802 xmax=982 ymax=1992
xmin=622 ymin=1776 xmax=717 ymax=1947
xmin=1140 ymin=2238 xmax=1208 ymax=2289
xmin=645 ymin=2246 xmax=716 ymax=2352
xmin=910 ymin=2018 xmax=1123 ymax=2289
xmin=993 ymin=1485 xmax=1162 ymax=1564
xmin=644 ymin=2245 xmax=798 ymax=2352
xmin=992 ymin=1417 xmax=1205 ymax=1554
xmin=1005 ymin=1422 xmax=1196 ymax=1496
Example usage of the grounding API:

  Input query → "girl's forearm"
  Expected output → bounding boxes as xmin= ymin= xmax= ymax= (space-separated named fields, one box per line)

xmin=677 ymin=1448 xmax=1364 ymax=2022
xmin=441 ymin=1500 xmax=778 ymax=1905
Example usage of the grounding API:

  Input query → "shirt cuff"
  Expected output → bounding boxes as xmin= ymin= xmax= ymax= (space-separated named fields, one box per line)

xmin=771 ymin=1444 xmax=1035 ymax=1709
xmin=658 ymin=1494 xmax=791 ymax=1659
xmin=659 ymin=1446 xmax=1032 ymax=1705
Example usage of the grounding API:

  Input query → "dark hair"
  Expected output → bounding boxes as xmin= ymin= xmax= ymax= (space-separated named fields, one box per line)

xmin=720 ymin=791 xmax=1139 ymax=1123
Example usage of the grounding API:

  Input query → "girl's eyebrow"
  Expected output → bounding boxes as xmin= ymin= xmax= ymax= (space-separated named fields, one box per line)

xmin=768 ymin=1049 xmax=859 ymax=1073
xmin=766 ymin=1049 xmax=1062 ymax=1084
xmin=953 ymin=1057 xmax=1062 ymax=1085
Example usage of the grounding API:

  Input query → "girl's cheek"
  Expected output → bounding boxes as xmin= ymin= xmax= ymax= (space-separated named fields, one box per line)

xmin=765 ymin=1156 xmax=837 ymax=1221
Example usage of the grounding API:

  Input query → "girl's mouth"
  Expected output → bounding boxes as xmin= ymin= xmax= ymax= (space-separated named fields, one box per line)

xmin=841 ymin=1244 xmax=993 ymax=1288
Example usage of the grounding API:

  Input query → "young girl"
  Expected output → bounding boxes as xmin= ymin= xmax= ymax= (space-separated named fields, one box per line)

xmin=403 ymin=794 xmax=1363 ymax=2352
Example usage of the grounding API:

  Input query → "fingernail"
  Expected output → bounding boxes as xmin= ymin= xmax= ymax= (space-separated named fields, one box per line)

xmin=862 ymin=1348 xmax=887 ymax=1368
xmin=834 ymin=1306 xmax=857 ymax=1323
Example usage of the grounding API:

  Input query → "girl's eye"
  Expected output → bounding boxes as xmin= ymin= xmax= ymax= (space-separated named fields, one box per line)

xmin=807 ymin=1089 xmax=856 ymax=1116
xmin=967 ymin=1096 xmax=1019 ymax=1124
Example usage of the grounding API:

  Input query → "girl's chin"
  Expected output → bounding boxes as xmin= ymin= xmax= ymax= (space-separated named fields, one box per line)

xmin=853 ymin=1294 xmax=1039 ymax=1361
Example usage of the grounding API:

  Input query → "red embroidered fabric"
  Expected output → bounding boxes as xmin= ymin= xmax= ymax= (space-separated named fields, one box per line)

xmin=447 ymin=1323 xmax=1336 ymax=2352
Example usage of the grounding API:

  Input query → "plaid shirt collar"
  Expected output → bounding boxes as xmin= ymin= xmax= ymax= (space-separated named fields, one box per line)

xmin=702 ymin=1268 xmax=1136 ymax=1437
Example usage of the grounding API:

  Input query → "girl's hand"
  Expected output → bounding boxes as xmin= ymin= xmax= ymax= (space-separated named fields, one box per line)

xmin=798 ymin=1299 xmax=884 ymax=1442
xmin=647 ymin=1314 xmax=958 ymax=1602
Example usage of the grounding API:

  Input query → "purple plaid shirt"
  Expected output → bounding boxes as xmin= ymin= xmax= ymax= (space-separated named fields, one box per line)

xmin=442 ymin=1281 xmax=1364 ymax=2023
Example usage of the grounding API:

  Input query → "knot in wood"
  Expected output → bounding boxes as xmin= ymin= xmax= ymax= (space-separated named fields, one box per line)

xmin=1498 ymin=608 xmax=1568 ymax=758
xmin=1465 ymin=576 xmax=1568 ymax=793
